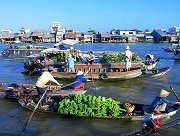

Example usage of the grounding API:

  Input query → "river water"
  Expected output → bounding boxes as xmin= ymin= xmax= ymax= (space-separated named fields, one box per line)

xmin=0 ymin=43 xmax=179 ymax=136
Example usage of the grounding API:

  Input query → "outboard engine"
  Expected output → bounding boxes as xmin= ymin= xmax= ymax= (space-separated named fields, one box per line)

xmin=142 ymin=114 xmax=161 ymax=133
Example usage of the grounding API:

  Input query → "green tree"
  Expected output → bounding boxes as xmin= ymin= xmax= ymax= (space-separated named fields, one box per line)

xmin=88 ymin=27 xmax=96 ymax=34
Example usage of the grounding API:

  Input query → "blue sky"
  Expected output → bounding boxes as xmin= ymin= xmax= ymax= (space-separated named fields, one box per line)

xmin=0 ymin=0 xmax=179 ymax=32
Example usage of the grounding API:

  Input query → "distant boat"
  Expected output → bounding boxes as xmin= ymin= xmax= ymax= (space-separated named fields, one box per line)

xmin=162 ymin=47 xmax=175 ymax=52
xmin=1 ymin=45 xmax=47 ymax=58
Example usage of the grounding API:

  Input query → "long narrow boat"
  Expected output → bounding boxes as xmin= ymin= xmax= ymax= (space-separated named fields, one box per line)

xmin=48 ymin=63 xmax=142 ymax=80
xmin=1 ymin=45 xmax=47 ymax=58
xmin=142 ymin=67 xmax=170 ymax=77
xmin=0 ymin=82 xmax=89 ymax=99
xmin=162 ymin=47 xmax=175 ymax=52
xmin=18 ymin=97 xmax=179 ymax=121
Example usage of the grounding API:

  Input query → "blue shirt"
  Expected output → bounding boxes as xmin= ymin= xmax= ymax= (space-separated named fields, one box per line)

xmin=71 ymin=75 xmax=87 ymax=88
xmin=66 ymin=57 xmax=76 ymax=69
xmin=149 ymin=97 xmax=176 ymax=112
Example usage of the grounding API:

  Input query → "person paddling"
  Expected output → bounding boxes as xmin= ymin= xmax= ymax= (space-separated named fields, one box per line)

xmin=35 ymin=66 xmax=62 ymax=108
xmin=61 ymin=68 xmax=90 ymax=90
xmin=149 ymin=89 xmax=180 ymax=114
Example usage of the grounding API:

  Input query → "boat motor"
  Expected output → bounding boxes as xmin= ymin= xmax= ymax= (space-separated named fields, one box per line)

xmin=142 ymin=114 xmax=161 ymax=133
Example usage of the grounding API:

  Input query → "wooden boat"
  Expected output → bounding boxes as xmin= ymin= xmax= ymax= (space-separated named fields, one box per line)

xmin=48 ymin=63 xmax=142 ymax=80
xmin=142 ymin=67 xmax=170 ymax=77
xmin=162 ymin=47 xmax=175 ymax=52
xmin=1 ymin=45 xmax=47 ymax=58
xmin=0 ymin=82 xmax=89 ymax=99
xmin=18 ymin=97 xmax=179 ymax=121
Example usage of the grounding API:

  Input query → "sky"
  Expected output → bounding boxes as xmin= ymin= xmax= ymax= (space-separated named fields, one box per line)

xmin=0 ymin=0 xmax=180 ymax=32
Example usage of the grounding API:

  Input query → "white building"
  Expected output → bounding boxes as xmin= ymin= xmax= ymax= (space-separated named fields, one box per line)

xmin=1 ymin=30 xmax=12 ymax=34
xmin=119 ymin=30 xmax=137 ymax=42
xmin=119 ymin=30 xmax=136 ymax=36
xmin=168 ymin=26 xmax=180 ymax=34
xmin=19 ymin=27 xmax=30 ymax=34
xmin=51 ymin=22 xmax=66 ymax=42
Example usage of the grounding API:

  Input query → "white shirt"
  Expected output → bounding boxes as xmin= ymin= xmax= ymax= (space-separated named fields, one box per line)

xmin=125 ymin=50 xmax=132 ymax=61
xmin=87 ymin=54 xmax=95 ymax=61
xmin=36 ymin=71 xmax=59 ymax=88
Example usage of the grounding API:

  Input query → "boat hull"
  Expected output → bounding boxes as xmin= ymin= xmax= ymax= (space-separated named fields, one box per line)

xmin=18 ymin=98 xmax=179 ymax=121
xmin=0 ymin=83 xmax=88 ymax=99
xmin=142 ymin=67 xmax=170 ymax=77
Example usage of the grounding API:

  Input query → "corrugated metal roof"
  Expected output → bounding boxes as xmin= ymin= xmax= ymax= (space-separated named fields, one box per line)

xmin=31 ymin=29 xmax=47 ymax=36
xmin=1 ymin=33 xmax=15 ymax=38
xmin=101 ymin=32 xmax=112 ymax=38
xmin=154 ymin=29 xmax=169 ymax=37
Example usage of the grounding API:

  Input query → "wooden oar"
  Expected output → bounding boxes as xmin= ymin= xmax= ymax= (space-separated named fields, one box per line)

xmin=90 ymin=67 xmax=94 ymax=85
xmin=170 ymin=86 xmax=180 ymax=101
xmin=88 ymin=65 xmax=96 ymax=95
xmin=23 ymin=85 xmax=50 ymax=131
xmin=60 ymin=81 xmax=78 ymax=88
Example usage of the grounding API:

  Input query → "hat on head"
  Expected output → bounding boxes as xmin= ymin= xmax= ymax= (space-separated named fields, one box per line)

xmin=76 ymin=70 xmax=84 ymax=76
xmin=68 ymin=54 xmax=72 ymax=57
xmin=126 ymin=46 xmax=130 ymax=50
xmin=159 ymin=89 xmax=170 ymax=97
xmin=48 ymin=66 xmax=54 ymax=71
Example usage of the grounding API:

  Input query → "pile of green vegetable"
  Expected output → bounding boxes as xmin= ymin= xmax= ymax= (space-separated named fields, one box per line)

xmin=58 ymin=94 xmax=126 ymax=117
xmin=18 ymin=46 xmax=47 ymax=49
xmin=100 ymin=53 xmax=142 ymax=63
xmin=46 ymin=49 xmax=82 ymax=62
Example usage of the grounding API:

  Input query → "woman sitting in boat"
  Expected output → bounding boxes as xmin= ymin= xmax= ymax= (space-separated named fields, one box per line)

xmin=86 ymin=51 xmax=95 ymax=65
xmin=145 ymin=54 xmax=154 ymax=65
xmin=61 ymin=68 xmax=90 ymax=90
xmin=149 ymin=89 xmax=180 ymax=114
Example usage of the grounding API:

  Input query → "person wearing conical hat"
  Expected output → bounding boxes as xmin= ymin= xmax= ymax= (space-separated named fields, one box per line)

xmin=125 ymin=46 xmax=132 ymax=71
xmin=150 ymin=89 xmax=180 ymax=114
xmin=61 ymin=68 xmax=91 ymax=90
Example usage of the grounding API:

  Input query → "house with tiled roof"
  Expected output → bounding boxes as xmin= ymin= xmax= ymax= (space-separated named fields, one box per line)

xmin=151 ymin=29 xmax=170 ymax=43
xmin=20 ymin=33 xmax=32 ymax=43
xmin=144 ymin=32 xmax=153 ymax=43
xmin=0 ymin=30 xmax=15 ymax=43
xmin=31 ymin=29 xmax=48 ymax=42
xmin=83 ymin=32 xmax=94 ymax=43
xmin=75 ymin=32 xmax=84 ymax=42
xmin=101 ymin=32 xmax=112 ymax=43
xmin=64 ymin=32 xmax=76 ymax=40
xmin=43 ymin=33 xmax=55 ymax=43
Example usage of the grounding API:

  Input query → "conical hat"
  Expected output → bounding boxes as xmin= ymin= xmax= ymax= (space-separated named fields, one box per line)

xmin=76 ymin=70 xmax=83 ymax=76
xmin=160 ymin=89 xmax=170 ymax=97
xmin=126 ymin=46 xmax=130 ymax=50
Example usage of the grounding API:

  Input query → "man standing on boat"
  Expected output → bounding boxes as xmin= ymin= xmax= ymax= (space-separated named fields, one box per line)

xmin=125 ymin=46 xmax=132 ymax=71
xmin=36 ymin=66 xmax=61 ymax=108
xmin=66 ymin=54 xmax=76 ymax=72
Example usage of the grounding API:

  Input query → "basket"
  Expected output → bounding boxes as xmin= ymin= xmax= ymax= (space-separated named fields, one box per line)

xmin=124 ymin=103 xmax=135 ymax=113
